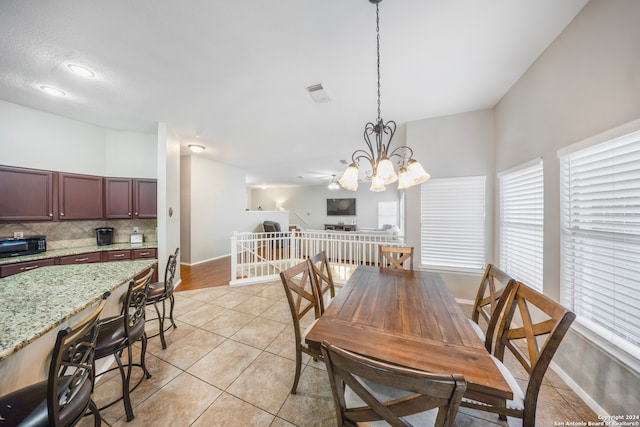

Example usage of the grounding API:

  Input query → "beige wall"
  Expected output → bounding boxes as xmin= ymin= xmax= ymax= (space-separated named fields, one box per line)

xmin=493 ymin=0 xmax=640 ymax=415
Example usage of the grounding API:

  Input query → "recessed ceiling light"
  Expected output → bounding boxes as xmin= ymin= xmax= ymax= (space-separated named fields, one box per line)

xmin=188 ymin=144 xmax=205 ymax=153
xmin=67 ymin=64 xmax=95 ymax=78
xmin=40 ymin=86 xmax=66 ymax=97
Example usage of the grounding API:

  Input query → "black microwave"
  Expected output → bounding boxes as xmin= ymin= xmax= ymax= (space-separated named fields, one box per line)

xmin=0 ymin=236 xmax=47 ymax=258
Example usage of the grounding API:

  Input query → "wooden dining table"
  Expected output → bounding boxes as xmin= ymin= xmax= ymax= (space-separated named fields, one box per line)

xmin=305 ymin=265 xmax=513 ymax=401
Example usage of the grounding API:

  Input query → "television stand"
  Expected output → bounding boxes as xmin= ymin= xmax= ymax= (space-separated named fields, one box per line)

xmin=325 ymin=224 xmax=356 ymax=231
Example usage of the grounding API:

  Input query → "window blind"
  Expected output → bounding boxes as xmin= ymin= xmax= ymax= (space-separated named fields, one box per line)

xmin=420 ymin=176 xmax=486 ymax=271
xmin=560 ymin=130 xmax=640 ymax=356
xmin=499 ymin=160 xmax=544 ymax=291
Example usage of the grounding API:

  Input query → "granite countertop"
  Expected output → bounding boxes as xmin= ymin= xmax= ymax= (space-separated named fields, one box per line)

xmin=0 ymin=259 xmax=156 ymax=361
xmin=0 ymin=242 xmax=158 ymax=266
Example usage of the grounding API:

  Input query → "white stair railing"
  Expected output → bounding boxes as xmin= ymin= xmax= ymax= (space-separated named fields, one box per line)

xmin=230 ymin=230 xmax=403 ymax=286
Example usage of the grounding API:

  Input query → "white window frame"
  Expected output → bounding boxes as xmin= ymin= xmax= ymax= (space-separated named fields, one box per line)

xmin=559 ymin=122 xmax=640 ymax=365
xmin=498 ymin=158 xmax=544 ymax=291
xmin=420 ymin=176 xmax=486 ymax=273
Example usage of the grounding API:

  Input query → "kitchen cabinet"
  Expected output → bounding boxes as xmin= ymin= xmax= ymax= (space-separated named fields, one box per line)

xmin=105 ymin=178 xmax=157 ymax=219
xmin=57 ymin=173 xmax=103 ymax=220
xmin=132 ymin=248 xmax=157 ymax=259
xmin=58 ymin=252 xmax=101 ymax=265
xmin=104 ymin=250 xmax=131 ymax=262
xmin=0 ymin=258 xmax=56 ymax=278
xmin=0 ymin=166 xmax=54 ymax=221
xmin=134 ymin=179 xmax=157 ymax=219
xmin=105 ymin=178 xmax=133 ymax=219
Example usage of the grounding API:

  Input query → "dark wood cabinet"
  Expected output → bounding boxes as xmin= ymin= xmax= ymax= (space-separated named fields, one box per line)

xmin=0 ymin=258 xmax=56 ymax=278
xmin=134 ymin=179 xmax=157 ymax=219
xmin=58 ymin=251 xmax=101 ymax=265
xmin=104 ymin=249 xmax=132 ymax=262
xmin=132 ymin=248 xmax=157 ymax=259
xmin=105 ymin=178 xmax=157 ymax=219
xmin=0 ymin=166 xmax=54 ymax=221
xmin=58 ymin=173 xmax=103 ymax=220
xmin=105 ymin=178 xmax=133 ymax=219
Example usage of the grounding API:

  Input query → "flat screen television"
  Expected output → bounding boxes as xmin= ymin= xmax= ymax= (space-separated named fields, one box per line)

xmin=327 ymin=198 xmax=356 ymax=216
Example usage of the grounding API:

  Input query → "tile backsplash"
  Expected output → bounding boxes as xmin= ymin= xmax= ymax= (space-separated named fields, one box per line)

xmin=0 ymin=219 xmax=157 ymax=250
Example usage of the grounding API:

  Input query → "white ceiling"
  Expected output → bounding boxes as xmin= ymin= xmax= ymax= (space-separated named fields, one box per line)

xmin=0 ymin=0 xmax=588 ymax=187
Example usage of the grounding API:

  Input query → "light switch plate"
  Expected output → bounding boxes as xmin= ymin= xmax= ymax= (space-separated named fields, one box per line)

xmin=13 ymin=231 xmax=23 ymax=239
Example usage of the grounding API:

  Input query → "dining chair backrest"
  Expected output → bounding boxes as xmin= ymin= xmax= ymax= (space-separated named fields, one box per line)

xmin=379 ymin=245 xmax=414 ymax=270
xmin=124 ymin=264 xmax=155 ymax=337
xmin=47 ymin=292 xmax=108 ymax=426
xmin=309 ymin=251 xmax=335 ymax=313
xmin=470 ymin=264 xmax=515 ymax=351
xmin=279 ymin=260 xmax=323 ymax=394
xmin=321 ymin=341 xmax=467 ymax=427
xmin=163 ymin=247 xmax=179 ymax=292
xmin=494 ymin=281 xmax=576 ymax=425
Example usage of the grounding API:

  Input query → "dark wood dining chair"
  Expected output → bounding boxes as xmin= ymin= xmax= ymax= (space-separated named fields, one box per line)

xmin=94 ymin=264 xmax=155 ymax=421
xmin=461 ymin=281 xmax=576 ymax=427
xmin=146 ymin=247 xmax=179 ymax=349
xmin=279 ymin=260 xmax=323 ymax=394
xmin=379 ymin=245 xmax=414 ymax=270
xmin=321 ymin=341 xmax=467 ymax=427
xmin=469 ymin=264 xmax=515 ymax=351
xmin=0 ymin=292 xmax=108 ymax=427
xmin=309 ymin=251 xmax=337 ymax=313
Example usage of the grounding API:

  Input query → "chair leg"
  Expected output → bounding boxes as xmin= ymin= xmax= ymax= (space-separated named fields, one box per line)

xmin=140 ymin=333 xmax=152 ymax=379
xmin=169 ymin=294 xmax=177 ymax=329
xmin=123 ymin=346 xmax=135 ymax=422
xmin=88 ymin=399 xmax=102 ymax=427
xmin=154 ymin=301 xmax=167 ymax=349
xmin=291 ymin=347 xmax=302 ymax=395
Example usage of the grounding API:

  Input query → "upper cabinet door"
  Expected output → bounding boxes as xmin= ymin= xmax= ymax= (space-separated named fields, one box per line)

xmin=58 ymin=173 xmax=104 ymax=220
xmin=105 ymin=178 xmax=133 ymax=219
xmin=0 ymin=166 xmax=54 ymax=221
xmin=134 ymin=179 xmax=157 ymax=219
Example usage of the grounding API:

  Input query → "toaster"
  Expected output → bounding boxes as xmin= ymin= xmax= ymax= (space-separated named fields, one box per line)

xmin=130 ymin=233 xmax=143 ymax=244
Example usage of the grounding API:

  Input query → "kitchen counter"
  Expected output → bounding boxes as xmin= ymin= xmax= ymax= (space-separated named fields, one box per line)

xmin=0 ymin=259 xmax=156 ymax=362
xmin=0 ymin=242 xmax=158 ymax=266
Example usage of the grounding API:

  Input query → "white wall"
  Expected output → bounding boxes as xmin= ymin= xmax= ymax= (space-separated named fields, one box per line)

xmin=0 ymin=99 xmax=156 ymax=179
xmin=404 ymin=109 xmax=495 ymax=300
xmin=493 ymin=0 xmax=640 ymax=415
xmin=0 ymin=100 xmax=106 ymax=174
xmin=249 ymin=184 xmax=401 ymax=231
xmin=105 ymin=130 xmax=157 ymax=178
xmin=182 ymin=155 xmax=248 ymax=264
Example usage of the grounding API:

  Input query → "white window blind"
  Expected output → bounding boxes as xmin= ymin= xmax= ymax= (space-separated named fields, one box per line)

xmin=420 ymin=176 xmax=486 ymax=271
xmin=499 ymin=159 xmax=544 ymax=291
xmin=560 ymin=130 xmax=640 ymax=356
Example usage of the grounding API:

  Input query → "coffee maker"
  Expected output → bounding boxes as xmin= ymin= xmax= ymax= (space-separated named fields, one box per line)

xmin=95 ymin=227 xmax=114 ymax=246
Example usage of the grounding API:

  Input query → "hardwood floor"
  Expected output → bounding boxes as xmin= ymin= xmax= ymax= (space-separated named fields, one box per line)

xmin=177 ymin=256 xmax=231 ymax=291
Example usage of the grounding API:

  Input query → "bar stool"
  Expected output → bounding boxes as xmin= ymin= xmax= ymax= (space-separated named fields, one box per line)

xmin=94 ymin=265 xmax=155 ymax=421
xmin=0 ymin=293 xmax=108 ymax=427
xmin=145 ymin=248 xmax=179 ymax=349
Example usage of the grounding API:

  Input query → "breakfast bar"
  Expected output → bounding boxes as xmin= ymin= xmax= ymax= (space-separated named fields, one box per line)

xmin=0 ymin=259 xmax=156 ymax=395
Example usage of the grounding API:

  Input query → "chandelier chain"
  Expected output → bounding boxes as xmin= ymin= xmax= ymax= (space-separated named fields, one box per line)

xmin=376 ymin=1 xmax=381 ymax=122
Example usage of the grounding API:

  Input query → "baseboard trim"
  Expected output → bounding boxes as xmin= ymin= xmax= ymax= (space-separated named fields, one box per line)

xmin=180 ymin=254 xmax=230 ymax=267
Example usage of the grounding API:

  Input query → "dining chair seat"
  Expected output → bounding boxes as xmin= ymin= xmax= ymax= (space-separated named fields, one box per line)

xmin=468 ymin=319 xmax=486 ymax=341
xmin=490 ymin=355 xmax=525 ymax=410
xmin=146 ymin=281 xmax=174 ymax=301
xmin=94 ymin=315 xmax=146 ymax=358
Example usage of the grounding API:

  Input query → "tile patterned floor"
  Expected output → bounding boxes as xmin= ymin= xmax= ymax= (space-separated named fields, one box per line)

xmin=81 ymin=281 xmax=598 ymax=426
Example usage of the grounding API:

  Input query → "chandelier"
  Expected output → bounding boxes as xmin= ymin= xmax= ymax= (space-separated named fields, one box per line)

xmin=339 ymin=0 xmax=430 ymax=192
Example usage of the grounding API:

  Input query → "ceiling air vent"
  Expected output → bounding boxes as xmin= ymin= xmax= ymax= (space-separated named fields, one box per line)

xmin=306 ymin=83 xmax=330 ymax=103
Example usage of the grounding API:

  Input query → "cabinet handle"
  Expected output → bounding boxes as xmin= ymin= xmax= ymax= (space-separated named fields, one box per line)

xmin=114 ymin=254 xmax=125 ymax=258
xmin=75 ymin=257 xmax=89 ymax=262
xmin=49 ymin=213 xmax=53 ymax=217
xmin=135 ymin=212 xmax=139 ymax=216
xmin=128 ymin=213 xmax=132 ymax=216
xmin=22 ymin=265 xmax=39 ymax=271
xmin=60 ymin=212 xmax=65 ymax=216
xmin=139 ymin=252 xmax=149 ymax=256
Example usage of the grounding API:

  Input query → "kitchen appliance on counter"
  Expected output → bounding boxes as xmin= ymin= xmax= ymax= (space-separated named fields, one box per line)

xmin=96 ymin=227 xmax=114 ymax=246
xmin=0 ymin=236 xmax=46 ymax=258
xmin=130 ymin=232 xmax=143 ymax=244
